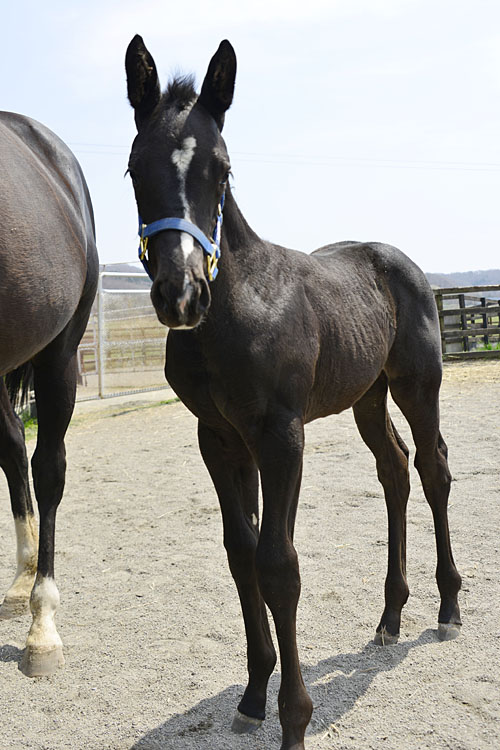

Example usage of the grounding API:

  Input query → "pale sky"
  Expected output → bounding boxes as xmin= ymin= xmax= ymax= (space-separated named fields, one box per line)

xmin=3 ymin=0 xmax=500 ymax=273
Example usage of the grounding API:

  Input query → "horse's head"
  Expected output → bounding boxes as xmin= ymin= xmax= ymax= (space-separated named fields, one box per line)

xmin=126 ymin=36 xmax=236 ymax=329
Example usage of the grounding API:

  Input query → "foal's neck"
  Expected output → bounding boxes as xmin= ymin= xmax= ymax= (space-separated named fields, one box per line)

xmin=220 ymin=187 xmax=262 ymax=257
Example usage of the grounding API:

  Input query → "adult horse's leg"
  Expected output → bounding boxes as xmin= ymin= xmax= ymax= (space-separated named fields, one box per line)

xmin=352 ymin=374 xmax=411 ymax=643
xmin=255 ymin=412 xmax=312 ymax=750
xmin=0 ymin=380 xmax=38 ymax=619
xmin=389 ymin=372 xmax=461 ymax=640
xmin=198 ymin=421 xmax=277 ymax=733
xmin=19 ymin=349 xmax=78 ymax=676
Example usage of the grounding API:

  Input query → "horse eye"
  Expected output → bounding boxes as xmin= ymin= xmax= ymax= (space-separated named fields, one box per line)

xmin=220 ymin=170 xmax=231 ymax=186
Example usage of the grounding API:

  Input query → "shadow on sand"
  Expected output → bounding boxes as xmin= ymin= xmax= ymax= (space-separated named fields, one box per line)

xmin=131 ymin=628 xmax=440 ymax=749
xmin=0 ymin=643 xmax=23 ymax=665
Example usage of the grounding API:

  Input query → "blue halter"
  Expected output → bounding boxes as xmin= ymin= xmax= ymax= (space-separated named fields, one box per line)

xmin=138 ymin=192 xmax=225 ymax=282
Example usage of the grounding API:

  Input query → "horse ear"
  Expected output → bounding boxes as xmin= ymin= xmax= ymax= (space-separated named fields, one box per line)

xmin=126 ymin=35 xmax=161 ymax=128
xmin=198 ymin=40 xmax=236 ymax=130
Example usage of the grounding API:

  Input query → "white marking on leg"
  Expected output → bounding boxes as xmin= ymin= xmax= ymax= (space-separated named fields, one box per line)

xmin=25 ymin=574 xmax=63 ymax=653
xmin=251 ymin=513 xmax=258 ymax=526
xmin=171 ymin=136 xmax=197 ymax=263
xmin=0 ymin=515 xmax=38 ymax=618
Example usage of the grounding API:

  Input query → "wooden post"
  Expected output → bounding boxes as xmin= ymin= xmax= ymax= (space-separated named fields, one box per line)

xmin=458 ymin=293 xmax=469 ymax=352
xmin=481 ymin=297 xmax=489 ymax=348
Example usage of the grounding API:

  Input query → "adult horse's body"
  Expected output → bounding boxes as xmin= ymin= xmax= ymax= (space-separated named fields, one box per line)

xmin=0 ymin=112 xmax=98 ymax=675
xmin=126 ymin=38 xmax=461 ymax=750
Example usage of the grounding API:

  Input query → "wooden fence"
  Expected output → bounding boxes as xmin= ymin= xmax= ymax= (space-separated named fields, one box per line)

xmin=433 ymin=285 xmax=500 ymax=360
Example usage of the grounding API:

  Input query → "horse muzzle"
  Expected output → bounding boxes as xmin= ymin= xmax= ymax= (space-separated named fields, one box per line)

xmin=151 ymin=271 xmax=211 ymax=329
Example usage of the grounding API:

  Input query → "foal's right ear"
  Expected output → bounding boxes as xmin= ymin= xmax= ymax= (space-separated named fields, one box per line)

xmin=125 ymin=35 xmax=161 ymax=128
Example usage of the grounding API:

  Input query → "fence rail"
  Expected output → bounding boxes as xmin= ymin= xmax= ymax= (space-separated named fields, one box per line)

xmin=434 ymin=285 xmax=500 ymax=360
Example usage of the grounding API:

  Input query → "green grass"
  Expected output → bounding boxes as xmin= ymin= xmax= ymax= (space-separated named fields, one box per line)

xmin=477 ymin=340 xmax=500 ymax=351
xmin=21 ymin=414 xmax=38 ymax=441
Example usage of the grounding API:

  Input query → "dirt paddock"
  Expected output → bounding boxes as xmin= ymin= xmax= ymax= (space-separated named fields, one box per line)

xmin=1 ymin=360 xmax=499 ymax=749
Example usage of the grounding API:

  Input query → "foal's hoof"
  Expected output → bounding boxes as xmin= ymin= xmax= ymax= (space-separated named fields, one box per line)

xmin=231 ymin=710 xmax=263 ymax=734
xmin=0 ymin=596 xmax=30 ymax=620
xmin=19 ymin=645 xmax=65 ymax=677
xmin=374 ymin=626 xmax=399 ymax=646
xmin=438 ymin=623 xmax=461 ymax=642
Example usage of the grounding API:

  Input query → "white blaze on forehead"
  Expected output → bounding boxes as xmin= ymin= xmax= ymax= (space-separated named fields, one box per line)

xmin=172 ymin=135 xmax=197 ymax=184
xmin=172 ymin=136 xmax=197 ymax=263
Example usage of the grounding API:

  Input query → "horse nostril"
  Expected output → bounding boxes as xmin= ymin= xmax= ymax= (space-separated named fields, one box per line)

xmin=151 ymin=280 xmax=171 ymax=313
xmin=199 ymin=278 xmax=210 ymax=313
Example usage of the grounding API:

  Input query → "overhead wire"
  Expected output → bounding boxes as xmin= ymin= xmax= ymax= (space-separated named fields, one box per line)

xmin=68 ymin=142 xmax=500 ymax=172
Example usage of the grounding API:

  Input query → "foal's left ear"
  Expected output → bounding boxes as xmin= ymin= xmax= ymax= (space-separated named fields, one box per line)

xmin=126 ymin=35 xmax=161 ymax=128
xmin=198 ymin=40 xmax=236 ymax=130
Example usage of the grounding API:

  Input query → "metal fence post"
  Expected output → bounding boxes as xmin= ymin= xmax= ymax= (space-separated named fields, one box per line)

xmin=97 ymin=270 xmax=105 ymax=398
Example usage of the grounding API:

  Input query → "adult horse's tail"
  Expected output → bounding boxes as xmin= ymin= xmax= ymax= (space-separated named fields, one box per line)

xmin=4 ymin=363 xmax=34 ymax=411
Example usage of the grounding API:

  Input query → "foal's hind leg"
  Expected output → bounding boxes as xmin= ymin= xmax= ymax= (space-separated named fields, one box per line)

xmin=389 ymin=373 xmax=462 ymax=640
xmin=198 ymin=421 xmax=277 ymax=733
xmin=353 ymin=374 xmax=411 ymax=644
xmin=0 ymin=380 xmax=38 ymax=619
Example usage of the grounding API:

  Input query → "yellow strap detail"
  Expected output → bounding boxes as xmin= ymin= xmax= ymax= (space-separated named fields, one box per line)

xmin=139 ymin=232 xmax=149 ymax=261
xmin=207 ymin=248 xmax=219 ymax=281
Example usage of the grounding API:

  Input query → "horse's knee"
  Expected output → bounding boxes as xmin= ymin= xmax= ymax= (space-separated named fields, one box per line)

xmin=255 ymin=540 xmax=301 ymax=606
xmin=376 ymin=454 xmax=409 ymax=494
xmin=31 ymin=445 xmax=66 ymax=505
xmin=414 ymin=445 xmax=451 ymax=498
xmin=224 ymin=527 xmax=258 ymax=579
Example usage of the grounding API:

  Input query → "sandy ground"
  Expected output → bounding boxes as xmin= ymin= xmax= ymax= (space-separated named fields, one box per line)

xmin=0 ymin=360 xmax=499 ymax=750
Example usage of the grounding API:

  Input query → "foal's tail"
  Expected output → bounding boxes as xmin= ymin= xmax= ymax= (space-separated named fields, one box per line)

xmin=4 ymin=363 xmax=35 ymax=411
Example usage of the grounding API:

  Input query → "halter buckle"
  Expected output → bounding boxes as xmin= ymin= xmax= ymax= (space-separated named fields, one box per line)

xmin=207 ymin=244 xmax=220 ymax=281
xmin=139 ymin=226 xmax=149 ymax=261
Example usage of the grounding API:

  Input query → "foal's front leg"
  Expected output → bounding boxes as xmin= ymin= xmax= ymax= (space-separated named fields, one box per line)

xmin=198 ymin=421 xmax=277 ymax=732
xmin=255 ymin=413 xmax=313 ymax=750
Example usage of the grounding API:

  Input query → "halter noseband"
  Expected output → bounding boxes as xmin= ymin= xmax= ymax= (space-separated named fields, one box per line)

xmin=138 ymin=192 xmax=225 ymax=282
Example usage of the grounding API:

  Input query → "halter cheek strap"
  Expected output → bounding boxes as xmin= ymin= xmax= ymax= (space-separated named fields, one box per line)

xmin=138 ymin=193 xmax=225 ymax=282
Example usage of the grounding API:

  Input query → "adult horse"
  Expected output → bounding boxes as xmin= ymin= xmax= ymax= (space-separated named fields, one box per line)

xmin=125 ymin=37 xmax=461 ymax=750
xmin=0 ymin=112 xmax=98 ymax=676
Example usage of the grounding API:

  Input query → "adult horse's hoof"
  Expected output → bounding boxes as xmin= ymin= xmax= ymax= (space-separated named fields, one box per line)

xmin=0 ymin=596 xmax=30 ymax=620
xmin=19 ymin=645 xmax=65 ymax=677
xmin=374 ymin=626 xmax=399 ymax=646
xmin=438 ymin=623 xmax=461 ymax=641
xmin=231 ymin=710 xmax=263 ymax=734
